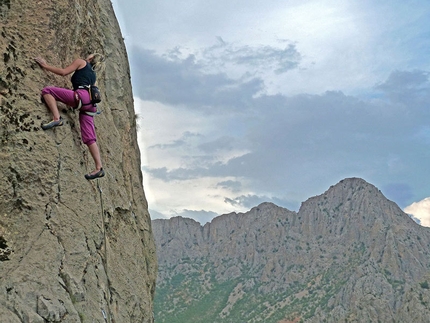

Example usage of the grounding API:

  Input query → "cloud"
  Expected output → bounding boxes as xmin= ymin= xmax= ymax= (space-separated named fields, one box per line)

xmin=202 ymin=39 xmax=302 ymax=74
xmin=148 ymin=209 xmax=168 ymax=220
xmin=113 ymin=0 xmax=430 ymax=222
xmin=128 ymin=42 xmax=301 ymax=109
xmin=139 ymin=64 xmax=430 ymax=213
xmin=149 ymin=131 xmax=203 ymax=150
xmin=404 ymin=198 xmax=430 ymax=227
xmin=216 ymin=180 xmax=242 ymax=193
xmin=224 ymin=194 xmax=297 ymax=211
xmin=198 ymin=136 xmax=236 ymax=153
xmin=375 ymin=70 xmax=430 ymax=103
xmin=149 ymin=208 xmax=217 ymax=225
xmin=377 ymin=70 xmax=429 ymax=91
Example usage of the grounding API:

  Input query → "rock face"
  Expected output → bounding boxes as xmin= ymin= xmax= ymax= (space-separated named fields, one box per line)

xmin=1 ymin=1 xmax=157 ymax=322
xmin=153 ymin=178 xmax=430 ymax=323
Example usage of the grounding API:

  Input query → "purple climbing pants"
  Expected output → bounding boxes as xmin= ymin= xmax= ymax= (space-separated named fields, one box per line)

xmin=41 ymin=86 xmax=98 ymax=146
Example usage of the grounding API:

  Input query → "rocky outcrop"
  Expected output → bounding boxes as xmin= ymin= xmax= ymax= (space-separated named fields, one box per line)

xmin=153 ymin=178 xmax=430 ymax=323
xmin=1 ymin=1 xmax=157 ymax=322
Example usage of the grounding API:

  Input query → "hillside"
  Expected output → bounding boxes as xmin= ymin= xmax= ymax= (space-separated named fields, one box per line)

xmin=0 ymin=1 xmax=156 ymax=322
xmin=153 ymin=178 xmax=430 ymax=323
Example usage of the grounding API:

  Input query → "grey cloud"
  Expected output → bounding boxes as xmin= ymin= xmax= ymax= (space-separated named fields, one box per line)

xmin=149 ymin=131 xmax=203 ymax=150
xmin=113 ymin=0 xmax=430 ymax=219
xmin=203 ymin=40 xmax=302 ymax=74
xmin=149 ymin=209 xmax=168 ymax=220
xmin=375 ymin=70 xmax=430 ymax=104
xmin=198 ymin=136 xmax=235 ymax=153
xmin=224 ymin=194 xmax=297 ymax=211
xmin=149 ymin=208 xmax=218 ymax=225
xmin=143 ymin=71 xmax=430 ymax=209
xmin=129 ymin=40 xmax=302 ymax=110
xmin=129 ymin=46 xmax=264 ymax=110
xmin=143 ymin=165 xmax=215 ymax=182
xmin=216 ymin=180 xmax=242 ymax=192
xmin=149 ymin=139 xmax=186 ymax=150
xmin=376 ymin=70 xmax=429 ymax=91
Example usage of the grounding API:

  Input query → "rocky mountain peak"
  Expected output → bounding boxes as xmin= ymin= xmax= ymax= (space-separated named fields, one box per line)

xmin=298 ymin=177 xmax=416 ymax=242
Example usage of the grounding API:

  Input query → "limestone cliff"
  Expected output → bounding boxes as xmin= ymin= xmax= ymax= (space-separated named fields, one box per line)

xmin=0 ymin=1 xmax=157 ymax=322
xmin=153 ymin=178 xmax=430 ymax=323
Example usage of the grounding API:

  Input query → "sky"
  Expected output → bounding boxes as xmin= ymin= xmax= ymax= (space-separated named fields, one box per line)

xmin=111 ymin=0 xmax=430 ymax=226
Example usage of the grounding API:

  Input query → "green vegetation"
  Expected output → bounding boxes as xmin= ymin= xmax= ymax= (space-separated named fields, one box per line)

xmin=420 ymin=281 xmax=429 ymax=289
xmin=154 ymin=258 xmax=357 ymax=323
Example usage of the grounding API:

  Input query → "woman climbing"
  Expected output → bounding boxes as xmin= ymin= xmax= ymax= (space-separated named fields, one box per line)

xmin=35 ymin=53 xmax=105 ymax=180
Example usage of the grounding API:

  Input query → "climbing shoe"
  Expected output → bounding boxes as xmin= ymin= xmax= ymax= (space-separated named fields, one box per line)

xmin=85 ymin=168 xmax=105 ymax=180
xmin=41 ymin=117 xmax=63 ymax=130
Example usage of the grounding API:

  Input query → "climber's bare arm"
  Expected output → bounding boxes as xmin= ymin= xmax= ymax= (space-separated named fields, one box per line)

xmin=35 ymin=57 xmax=86 ymax=76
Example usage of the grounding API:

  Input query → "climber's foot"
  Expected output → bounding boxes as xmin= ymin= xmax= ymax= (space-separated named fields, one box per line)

xmin=85 ymin=168 xmax=105 ymax=180
xmin=42 ymin=117 xmax=63 ymax=130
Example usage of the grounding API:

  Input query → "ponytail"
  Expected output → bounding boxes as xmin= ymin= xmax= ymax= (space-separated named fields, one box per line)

xmin=88 ymin=53 xmax=106 ymax=76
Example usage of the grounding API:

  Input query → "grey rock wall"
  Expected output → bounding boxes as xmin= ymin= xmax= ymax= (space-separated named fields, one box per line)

xmin=0 ymin=0 xmax=157 ymax=322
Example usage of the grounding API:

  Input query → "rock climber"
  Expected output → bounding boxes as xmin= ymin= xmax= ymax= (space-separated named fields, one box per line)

xmin=35 ymin=53 xmax=105 ymax=180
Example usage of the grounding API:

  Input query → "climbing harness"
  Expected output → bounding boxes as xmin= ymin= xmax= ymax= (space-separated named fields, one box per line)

xmin=75 ymin=85 xmax=102 ymax=116
xmin=78 ymin=85 xmax=101 ymax=104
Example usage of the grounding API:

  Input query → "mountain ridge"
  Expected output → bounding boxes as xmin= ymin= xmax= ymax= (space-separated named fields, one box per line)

xmin=153 ymin=177 xmax=430 ymax=322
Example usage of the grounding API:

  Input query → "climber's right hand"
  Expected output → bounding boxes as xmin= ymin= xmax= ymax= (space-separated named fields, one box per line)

xmin=35 ymin=57 xmax=47 ymax=68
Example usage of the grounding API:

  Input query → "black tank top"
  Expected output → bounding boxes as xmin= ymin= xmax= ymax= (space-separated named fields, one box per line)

xmin=71 ymin=62 xmax=96 ymax=90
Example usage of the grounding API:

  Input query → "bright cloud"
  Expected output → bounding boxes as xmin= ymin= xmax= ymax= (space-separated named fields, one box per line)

xmin=404 ymin=198 xmax=430 ymax=228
